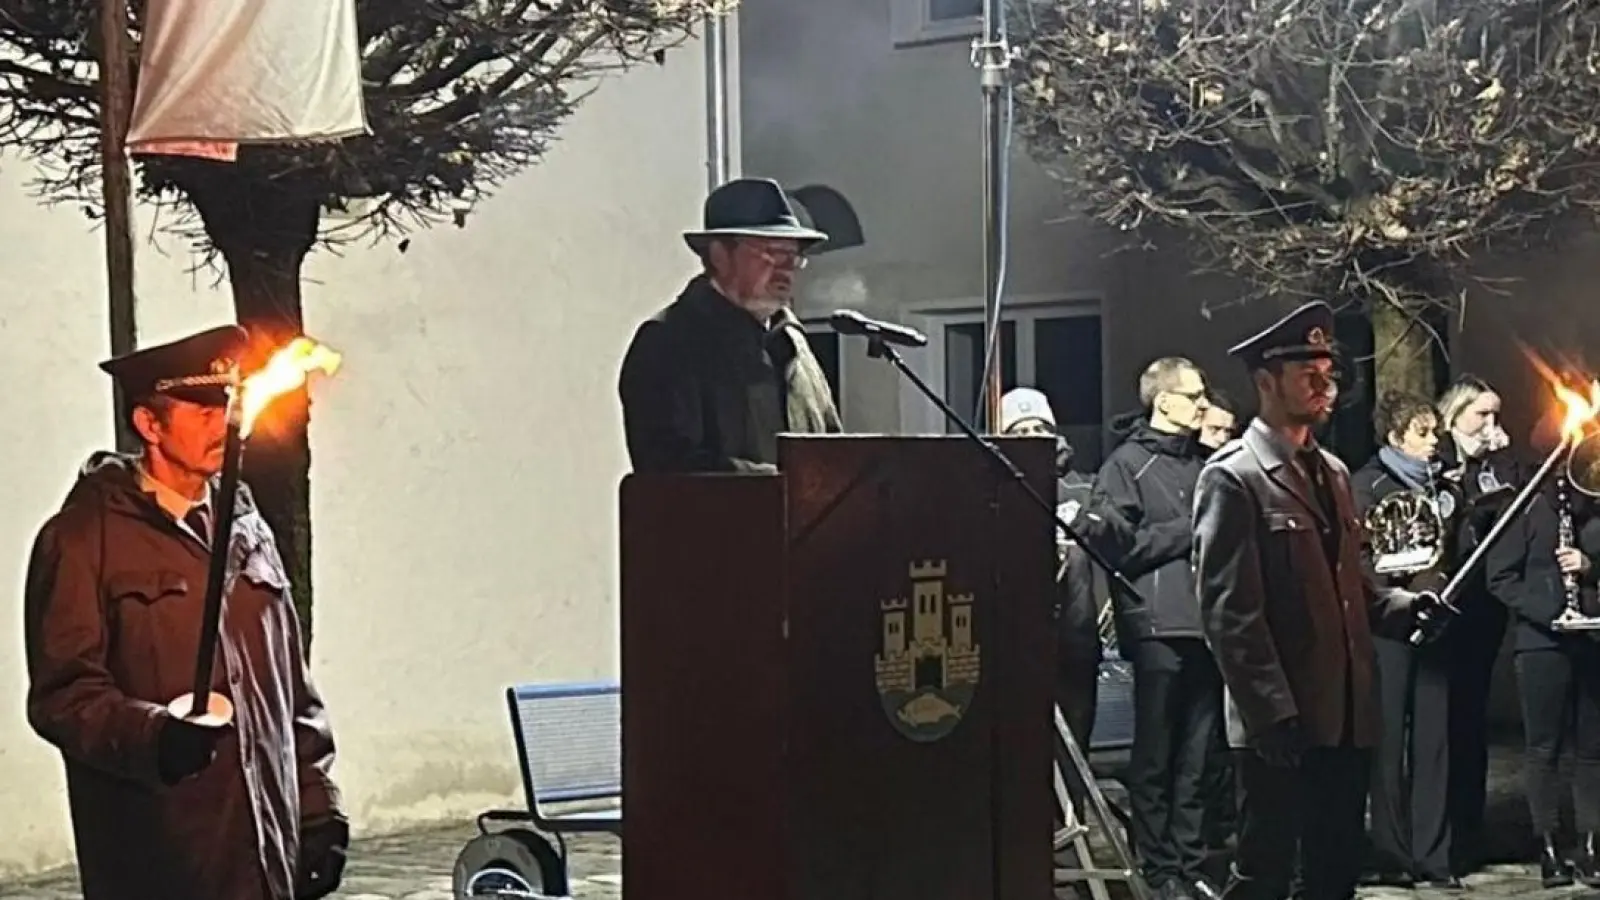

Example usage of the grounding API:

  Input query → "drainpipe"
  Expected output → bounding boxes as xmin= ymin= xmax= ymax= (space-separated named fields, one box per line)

xmin=704 ymin=13 xmax=730 ymax=191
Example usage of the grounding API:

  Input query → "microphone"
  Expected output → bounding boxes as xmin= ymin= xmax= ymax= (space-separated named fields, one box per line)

xmin=829 ymin=310 xmax=928 ymax=348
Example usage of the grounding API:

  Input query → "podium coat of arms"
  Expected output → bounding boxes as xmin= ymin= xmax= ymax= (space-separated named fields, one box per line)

xmin=874 ymin=559 xmax=982 ymax=742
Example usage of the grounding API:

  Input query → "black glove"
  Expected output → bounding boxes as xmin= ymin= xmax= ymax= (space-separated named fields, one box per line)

xmin=156 ymin=715 xmax=227 ymax=785
xmin=1409 ymin=589 xmax=1455 ymax=646
xmin=1254 ymin=717 xmax=1306 ymax=768
xmin=296 ymin=815 xmax=351 ymax=900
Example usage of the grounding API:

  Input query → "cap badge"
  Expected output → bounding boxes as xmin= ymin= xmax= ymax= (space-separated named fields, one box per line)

xmin=1306 ymin=326 xmax=1328 ymax=348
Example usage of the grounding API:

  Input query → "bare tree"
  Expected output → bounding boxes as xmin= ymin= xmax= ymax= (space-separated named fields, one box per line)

xmin=0 ymin=0 xmax=722 ymax=642
xmin=1011 ymin=0 xmax=1600 ymax=396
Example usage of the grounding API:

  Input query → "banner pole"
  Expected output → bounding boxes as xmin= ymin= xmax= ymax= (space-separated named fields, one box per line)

xmin=99 ymin=0 xmax=138 ymax=451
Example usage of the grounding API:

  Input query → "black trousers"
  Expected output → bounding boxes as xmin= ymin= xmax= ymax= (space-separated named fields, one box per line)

xmin=1515 ymin=644 xmax=1600 ymax=835
xmin=1127 ymin=637 xmax=1222 ymax=885
xmin=1445 ymin=602 xmax=1505 ymax=872
xmin=1202 ymin=714 xmax=1237 ymax=846
xmin=1368 ymin=636 xmax=1452 ymax=879
xmin=1222 ymin=748 xmax=1370 ymax=900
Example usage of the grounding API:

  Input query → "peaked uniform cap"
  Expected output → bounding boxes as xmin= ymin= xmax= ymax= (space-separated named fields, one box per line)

xmin=1227 ymin=301 xmax=1337 ymax=369
xmin=99 ymin=325 xmax=248 ymax=407
xmin=683 ymin=177 xmax=828 ymax=254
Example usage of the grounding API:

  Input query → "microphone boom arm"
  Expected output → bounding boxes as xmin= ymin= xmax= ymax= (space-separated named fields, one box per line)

xmin=862 ymin=336 xmax=1144 ymax=600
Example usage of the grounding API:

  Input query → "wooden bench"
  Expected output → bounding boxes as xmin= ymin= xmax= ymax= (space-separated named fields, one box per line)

xmin=452 ymin=681 xmax=622 ymax=899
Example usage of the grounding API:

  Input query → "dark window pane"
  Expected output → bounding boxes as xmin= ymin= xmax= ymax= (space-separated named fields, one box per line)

xmin=1034 ymin=315 xmax=1103 ymax=470
xmin=944 ymin=320 xmax=1017 ymax=430
xmin=929 ymin=0 xmax=982 ymax=19
xmin=804 ymin=330 xmax=843 ymax=409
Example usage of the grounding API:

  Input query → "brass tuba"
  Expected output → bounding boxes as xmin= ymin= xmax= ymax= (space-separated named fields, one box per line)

xmin=1364 ymin=488 xmax=1449 ymax=576
xmin=1570 ymin=430 xmax=1600 ymax=499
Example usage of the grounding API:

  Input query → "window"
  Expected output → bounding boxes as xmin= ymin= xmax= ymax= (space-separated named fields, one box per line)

xmin=906 ymin=302 xmax=1106 ymax=471
xmin=802 ymin=322 xmax=844 ymax=412
xmin=890 ymin=0 xmax=982 ymax=46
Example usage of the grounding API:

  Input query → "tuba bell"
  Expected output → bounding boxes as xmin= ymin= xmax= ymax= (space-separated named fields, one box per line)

xmin=1364 ymin=487 xmax=1450 ymax=576
xmin=1570 ymin=430 xmax=1600 ymax=500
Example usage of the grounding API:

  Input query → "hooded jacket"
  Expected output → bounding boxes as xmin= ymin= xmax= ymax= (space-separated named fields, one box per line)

xmin=1091 ymin=414 xmax=1207 ymax=641
xmin=23 ymin=453 xmax=340 ymax=900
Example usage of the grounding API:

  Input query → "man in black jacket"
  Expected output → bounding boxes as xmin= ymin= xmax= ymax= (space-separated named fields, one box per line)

xmin=1092 ymin=356 xmax=1218 ymax=900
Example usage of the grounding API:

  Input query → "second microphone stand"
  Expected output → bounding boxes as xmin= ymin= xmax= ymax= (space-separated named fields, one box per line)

xmin=864 ymin=337 xmax=1142 ymax=598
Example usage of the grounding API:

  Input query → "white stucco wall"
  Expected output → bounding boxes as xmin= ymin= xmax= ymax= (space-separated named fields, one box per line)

xmin=0 ymin=45 xmax=706 ymax=877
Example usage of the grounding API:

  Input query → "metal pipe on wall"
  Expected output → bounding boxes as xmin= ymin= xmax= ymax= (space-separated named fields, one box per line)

xmin=704 ymin=13 xmax=731 ymax=191
xmin=976 ymin=0 xmax=1008 ymax=433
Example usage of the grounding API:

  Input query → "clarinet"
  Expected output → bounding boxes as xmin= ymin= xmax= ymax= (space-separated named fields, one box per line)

xmin=1557 ymin=474 xmax=1585 ymax=621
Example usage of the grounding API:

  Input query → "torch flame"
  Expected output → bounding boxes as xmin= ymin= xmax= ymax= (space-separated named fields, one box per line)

xmin=238 ymin=337 xmax=343 ymax=437
xmin=1556 ymin=379 xmax=1600 ymax=443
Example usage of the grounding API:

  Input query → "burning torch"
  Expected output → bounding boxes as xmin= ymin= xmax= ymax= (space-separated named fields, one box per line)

xmin=1410 ymin=378 xmax=1600 ymax=645
xmin=167 ymin=337 xmax=343 ymax=726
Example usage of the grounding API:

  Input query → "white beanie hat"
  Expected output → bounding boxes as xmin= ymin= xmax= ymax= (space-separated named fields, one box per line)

xmin=1000 ymin=388 xmax=1056 ymax=432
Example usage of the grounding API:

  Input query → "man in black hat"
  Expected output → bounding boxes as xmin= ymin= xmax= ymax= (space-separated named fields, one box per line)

xmin=1191 ymin=302 xmax=1435 ymax=900
xmin=619 ymin=177 xmax=843 ymax=474
xmin=23 ymin=325 xmax=347 ymax=900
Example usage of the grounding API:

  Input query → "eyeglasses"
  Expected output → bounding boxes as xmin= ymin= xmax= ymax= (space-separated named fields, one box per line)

xmin=740 ymin=242 xmax=808 ymax=270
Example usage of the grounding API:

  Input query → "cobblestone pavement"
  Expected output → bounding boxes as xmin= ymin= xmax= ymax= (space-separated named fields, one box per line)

xmin=0 ymin=741 xmax=1589 ymax=899
xmin=0 ymin=827 xmax=621 ymax=900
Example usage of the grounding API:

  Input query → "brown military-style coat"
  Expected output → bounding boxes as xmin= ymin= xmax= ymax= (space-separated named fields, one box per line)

xmin=1192 ymin=422 xmax=1416 ymax=750
xmin=23 ymin=452 xmax=341 ymax=900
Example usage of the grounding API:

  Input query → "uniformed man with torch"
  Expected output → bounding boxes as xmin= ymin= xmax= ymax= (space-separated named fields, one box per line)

xmin=23 ymin=324 xmax=347 ymax=900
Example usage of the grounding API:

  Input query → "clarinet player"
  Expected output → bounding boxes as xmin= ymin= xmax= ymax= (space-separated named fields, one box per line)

xmin=1485 ymin=436 xmax=1600 ymax=887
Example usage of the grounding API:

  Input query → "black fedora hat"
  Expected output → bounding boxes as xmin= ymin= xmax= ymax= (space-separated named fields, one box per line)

xmin=683 ymin=177 xmax=828 ymax=254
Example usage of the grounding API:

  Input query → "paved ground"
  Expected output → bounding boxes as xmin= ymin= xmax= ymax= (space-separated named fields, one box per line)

xmin=0 ymin=827 xmax=621 ymax=900
xmin=0 ymin=739 xmax=1591 ymax=899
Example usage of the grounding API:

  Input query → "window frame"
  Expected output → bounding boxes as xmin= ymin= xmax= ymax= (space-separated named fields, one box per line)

xmin=896 ymin=294 xmax=1106 ymax=437
xmin=801 ymin=317 xmax=847 ymax=420
xmin=889 ymin=0 xmax=983 ymax=47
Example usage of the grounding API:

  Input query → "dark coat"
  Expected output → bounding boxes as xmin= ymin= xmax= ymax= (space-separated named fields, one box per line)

xmin=1193 ymin=422 xmax=1417 ymax=750
xmin=1090 ymin=419 xmax=1206 ymax=642
xmin=618 ymin=276 xmax=841 ymax=474
xmin=1434 ymin=437 xmax=1517 ymax=645
xmin=1485 ymin=484 xmax=1600 ymax=652
xmin=24 ymin=453 xmax=341 ymax=900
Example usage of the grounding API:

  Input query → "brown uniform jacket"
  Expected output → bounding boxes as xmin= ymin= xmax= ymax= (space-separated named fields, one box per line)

xmin=1192 ymin=422 xmax=1416 ymax=750
xmin=23 ymin=452 xmax=340 ymax=900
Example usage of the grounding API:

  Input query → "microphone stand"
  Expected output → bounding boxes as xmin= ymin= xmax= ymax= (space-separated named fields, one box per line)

xmin=863 ymin=336 xmax=1142 ymax=599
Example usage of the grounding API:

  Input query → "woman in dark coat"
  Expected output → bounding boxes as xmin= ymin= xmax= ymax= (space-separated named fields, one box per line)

xmin=1434 ymin=375 xmax=1518 ymax=876
xmin=1351 ymin=392 xmax=1459 ymax=888
xmin=1486 ymin=450 xmax=1600 ymax=887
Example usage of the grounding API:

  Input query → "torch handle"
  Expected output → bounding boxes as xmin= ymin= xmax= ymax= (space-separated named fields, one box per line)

xmin=188 ymin=421 xmax=246 ymax=719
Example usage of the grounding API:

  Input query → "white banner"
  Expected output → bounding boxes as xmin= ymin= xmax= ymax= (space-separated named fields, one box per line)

xmin=127 ymin=0 xmax=369 ymax=159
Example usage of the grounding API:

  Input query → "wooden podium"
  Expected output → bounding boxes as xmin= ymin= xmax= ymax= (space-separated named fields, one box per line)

xmin=620 ymin=435 xmax=1057 ymax=900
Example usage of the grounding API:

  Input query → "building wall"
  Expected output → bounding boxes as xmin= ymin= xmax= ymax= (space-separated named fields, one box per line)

xmin=737 ymin=0 xmax=1272 ymax=448
xmin=0 ymin=47 xmax=707 ymax=878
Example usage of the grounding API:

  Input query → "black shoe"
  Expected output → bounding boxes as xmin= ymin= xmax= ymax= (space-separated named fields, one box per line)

xmin=1542 ymin=835 xmax=1575 ymax=889
xmin=1359 ymin=871 xmax=1415 ymax=889
xmin=1157 ymin=879 xmax=1196 ymax=900
xmin=1573 ymin=833 xmax=1600 ymax=888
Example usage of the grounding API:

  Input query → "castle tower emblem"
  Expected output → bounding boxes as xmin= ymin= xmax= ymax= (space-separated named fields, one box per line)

xmin=873 ymin=559 xmax=981 ymax=743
